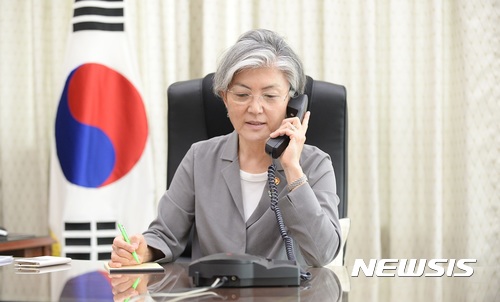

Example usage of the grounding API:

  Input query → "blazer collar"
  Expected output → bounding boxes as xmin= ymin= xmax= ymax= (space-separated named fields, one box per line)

xmin=220 ymin=131 xmax=285 ymax=171
xmin=221 ymin=131 xmax=239 ymax=162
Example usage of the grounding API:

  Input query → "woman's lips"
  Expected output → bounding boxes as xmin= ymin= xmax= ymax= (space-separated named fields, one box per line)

xmin=246 ymin=121 xmax=266 ymax=129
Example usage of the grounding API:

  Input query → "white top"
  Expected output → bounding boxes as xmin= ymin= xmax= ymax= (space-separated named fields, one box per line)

xmin=240 ymin=170 xmax=268 ymax=221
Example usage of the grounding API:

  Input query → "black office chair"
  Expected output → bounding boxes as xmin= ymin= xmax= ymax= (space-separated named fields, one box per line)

xmin=167 ymin=73 xmax=348 ymax=259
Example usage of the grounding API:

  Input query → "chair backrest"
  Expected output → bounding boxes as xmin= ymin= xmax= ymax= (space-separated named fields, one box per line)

xmin=167 ymin=73 xmax=348 ymax=218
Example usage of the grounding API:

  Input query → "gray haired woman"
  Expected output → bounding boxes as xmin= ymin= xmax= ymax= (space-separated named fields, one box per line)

xmin=110 ymin=29 xmax=341 ymax=269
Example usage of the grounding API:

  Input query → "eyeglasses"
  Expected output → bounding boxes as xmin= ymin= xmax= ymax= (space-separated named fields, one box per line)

xmin=226 ymin=89 xmax=290 ymax=106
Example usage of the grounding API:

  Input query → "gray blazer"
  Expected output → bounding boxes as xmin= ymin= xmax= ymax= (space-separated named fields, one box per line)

xmin=144 ymin=131 xmax=341 ymax=267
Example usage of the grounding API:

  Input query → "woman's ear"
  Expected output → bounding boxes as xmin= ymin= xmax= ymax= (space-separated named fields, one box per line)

xmin=220 ymin=91 xmax=229 ymax=107
xmin=219 ymin=92 xmax=230 ymax=118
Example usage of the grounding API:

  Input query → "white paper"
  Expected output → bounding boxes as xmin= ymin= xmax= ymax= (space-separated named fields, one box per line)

xmin=14 ymin=256 xmax=71 ymax=267
xmin=0 ymin=255 xmax=13 ymax=266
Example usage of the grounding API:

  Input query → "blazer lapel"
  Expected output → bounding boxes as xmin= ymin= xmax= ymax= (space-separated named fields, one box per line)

xmin=221 ymin=132 xmax=245 ymax=221
xmin=246 ymin=158 xmax=287 ymax=227
xmin=272 ymin=159 xmax=288 ymax=199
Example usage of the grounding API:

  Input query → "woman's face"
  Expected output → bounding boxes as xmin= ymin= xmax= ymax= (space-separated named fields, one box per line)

xmin=222 ymin=67 xmax=290 ymax=145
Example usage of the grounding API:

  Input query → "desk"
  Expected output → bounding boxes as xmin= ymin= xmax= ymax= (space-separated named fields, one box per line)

xmin=0 ymin=234 xmax=53 ymax=257
xmin=0 ymin=260 xmax=342 ymax=301
xmin=0 ymin=260 xmax=495 ymax=301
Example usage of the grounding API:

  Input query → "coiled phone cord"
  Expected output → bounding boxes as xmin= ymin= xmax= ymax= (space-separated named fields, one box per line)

xmin=268 ymin=163 xmax=312 ymax=281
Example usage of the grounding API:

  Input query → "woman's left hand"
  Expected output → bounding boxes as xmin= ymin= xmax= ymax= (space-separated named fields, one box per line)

xmin=269 ymin=111 xmax=310 ymax=171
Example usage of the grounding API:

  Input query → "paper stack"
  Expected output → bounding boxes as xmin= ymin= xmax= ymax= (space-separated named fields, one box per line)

xmin=14 ymin=256 xmax=72 ymax=274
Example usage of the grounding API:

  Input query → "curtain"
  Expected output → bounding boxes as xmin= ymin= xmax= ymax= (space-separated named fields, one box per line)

xmin=0 ymin=0 xmax=498 ymax=299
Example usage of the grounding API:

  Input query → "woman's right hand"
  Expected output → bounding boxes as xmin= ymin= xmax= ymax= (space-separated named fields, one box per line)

xmin=110 ymin=273 xmax=150 ymax=302
xmin=109 ymin=233 xmax=149 ymax=267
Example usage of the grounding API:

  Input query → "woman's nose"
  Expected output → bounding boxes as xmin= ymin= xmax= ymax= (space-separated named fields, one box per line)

xmin=247 ymin=96 xmax=264 ymax=113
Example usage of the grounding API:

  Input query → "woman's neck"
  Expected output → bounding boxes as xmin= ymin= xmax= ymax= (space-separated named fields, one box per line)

xmin=238 ymin=138 xmax=272 ymax=174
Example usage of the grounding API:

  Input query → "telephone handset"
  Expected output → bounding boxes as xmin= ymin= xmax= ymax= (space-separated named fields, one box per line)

xmin=265 ymin=94 xmax=309 ymax=158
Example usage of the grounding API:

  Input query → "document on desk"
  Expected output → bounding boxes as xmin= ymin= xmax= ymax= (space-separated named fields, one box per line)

xmin=14 ymin=256 xmax=71 ymax=267
xmin=15 ymin=264 xmax=72 ymax=274
xmin=104 ymin=262 xmax=165 ymax=274
xmin=0 ymin=255 xmax=13 ymax=266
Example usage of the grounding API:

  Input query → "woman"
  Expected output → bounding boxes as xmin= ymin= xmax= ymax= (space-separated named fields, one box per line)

xmin=109 ymin=29 xmax=341 ymax=268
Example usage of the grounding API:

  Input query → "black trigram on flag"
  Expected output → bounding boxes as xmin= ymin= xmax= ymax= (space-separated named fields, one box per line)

xmin=73 ymin=0 xmax=125 ymax=32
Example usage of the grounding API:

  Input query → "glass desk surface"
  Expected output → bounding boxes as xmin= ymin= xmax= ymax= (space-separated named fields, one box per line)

xmin=0 ymin=259 xmax=496 ymax=301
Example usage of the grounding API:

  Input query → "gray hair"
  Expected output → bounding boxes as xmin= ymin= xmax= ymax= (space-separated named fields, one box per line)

xmin=213 ymin=29 xmax=306 ymax=97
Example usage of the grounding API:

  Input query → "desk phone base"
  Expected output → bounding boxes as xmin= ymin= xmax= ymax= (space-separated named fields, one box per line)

xmin=188 ymin=253 xmax=300 ymax=287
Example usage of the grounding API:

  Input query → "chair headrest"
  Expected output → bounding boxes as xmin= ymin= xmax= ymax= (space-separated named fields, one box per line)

xmin=202 ymin=73 xmax=234 ymax=138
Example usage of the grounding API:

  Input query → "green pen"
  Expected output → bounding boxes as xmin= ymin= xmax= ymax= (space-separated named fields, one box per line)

xmin=131 ymin=277 xmax=141 ymax=289
xmin=118 ymin=223 xmax=140 ymax=264
xmin=124 ymin=277 xmax=141 ymax=302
